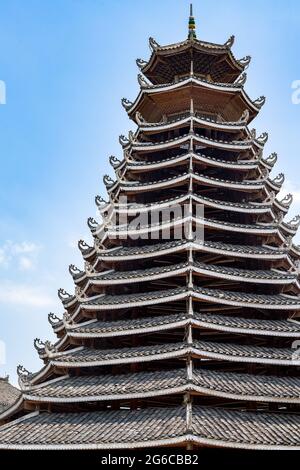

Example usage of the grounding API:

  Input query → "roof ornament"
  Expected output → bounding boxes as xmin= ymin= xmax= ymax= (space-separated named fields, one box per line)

xmin=58 ymin=288 xmax=72 ymax=301
xmin=250 ymin=128 xmax=256 ymax=139
xmin=253 ymin=96 xmax=266 ymax=109
xmin=287 ymin=215 xmax=300 ymax=228
xmin=135 ymin=112 xmax=146 ymax=125
xmin=17 ymin=365 xmax=32 ymax=388
xmin=103 ymin=174 xmax=114 ymax=187
xmin=109 ymin=155 xmax=121 ymax=169
xmin=48 ymin=312 xmax=61 ymax=326
xmin=95 ymin=195 xmax=107 ymax=208
xmin=272 ymin=173 xmax=285 ymax=186
xmin=119 ymin=135 xmax=130 ymax=147
xmin=78 ymin=239 xmax=92 ymax=252
xmin=34 ymin=338 xmax=45 ymax=353
xmin=265 ymin=152 xmax=277 ymax=166
xmin=17 ymin=365 xmax=31 ymax=378
xmin=121 ymin=98 xmax=133 ymax=110
xmin=237 ymin=55 xmax=251 ymax=67
xmin=69 ymin=264 xmax=82 ymax=276
xmin=279 ymin=193 xmax=293 ymax=208
xmin=235 ymin=73 xmax=247 ymax=86
xmin=238 ymin=109 xmax=250 ymax=123
xmin=257 ymin=132 xmax=269 ymax=144
xmin=87 ymin=217 xmax=99 ymax=231
xmin=188 ymin=4 xmax=196 ymax=40
xmin=224 ymin=35 xmax=235 ymax=48
xmin=149 ymin=37 xmax=160 ymax=51
xmin=136 ymin=58 xmax=147 ymax=69
xmin=138 ymin=74 xmax=150 ymax=88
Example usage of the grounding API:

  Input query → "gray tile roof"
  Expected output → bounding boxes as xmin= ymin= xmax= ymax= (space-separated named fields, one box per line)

xmin=192 ymin=369 xmax=300 ymax=402
xmin=0 ymin=378 xmax=20 ymax=413
xmin=50 ymin=340 xmax=299 ymax=367
xmin=80 ymin=286 xmax=300 ymax=309
xmin=83 ymin=261 xmax=295 ymax=284
xmin=0 ymin=406 xmax=299 ymax=449
xmin=25 ymin=368 xmax=300 ymax=403
xmin=26 ymin=369 xmax=186 ymax=399
xmin=96 ymin=239 xmax=287 ymax=260
xmin=191 ymin=406 xmax=300 ymax=449
xmin=194 ymin=286 xmax=300 ymax=308
xmin=67 ymin=311 xmax=300 ymax=338
xmin=68 ymin=312 xmax=188 ymax=335
xmin=196 ymin=312 xmax=300 ymax=336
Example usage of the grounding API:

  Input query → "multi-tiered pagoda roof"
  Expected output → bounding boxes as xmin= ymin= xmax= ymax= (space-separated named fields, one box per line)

xmin=0 ymin=7 xmax=300 ymax=450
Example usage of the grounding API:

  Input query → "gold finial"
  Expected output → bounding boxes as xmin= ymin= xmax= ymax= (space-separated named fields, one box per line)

xmin=188 ymin=3 xmax=196 ymax=39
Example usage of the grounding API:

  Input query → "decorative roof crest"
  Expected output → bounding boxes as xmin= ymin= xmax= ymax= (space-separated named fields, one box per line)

xmin=58 ymin=288 xmax=72 ymax=301
xmin=224 ymin=35 xmax=235 ymax=48
xmin=78 ymin=239 xmax=92 ymax=252
xmin=138 ymin=73 xmax=150 ymax=88
xmin=265 ymin=152 xmax=277 ymax=165
xmin=69 ymin=264 xmax=82 ymax=276
xmin=237 ymin=55 xmax=251 ymax=67
xmin=257 ymin=132 xmax=268 ymax=144
xmin=149 ymin=37 xmax=160 ymax=51
xmin=48 ymin=312 xmax=61 ymax=326
xmin=272 ymin=173 xmax=285 ymax=186
xmin=136 ymin=58 xmax=147 ymax=69
xmin=119 ymin=135 xmax=130 ymax=147
xmin=87 ymin=217 xmax=99 ymax=230
xmin=235 ymin=72 xmax=247 ymax=86
xmin=254 ymin=96 xmax=266 ymax=108
xmin=34 ymin=338 xmax=45 ymax=353
xmin=109 ymin=155 xmax=121 ymax=169
xmin=287 ymin=215 xmax=300 ymax=228
xmin=121 ymin=98 xmax=133 ymax=110
xmin=279 ymin=193 xmax=293 ymax=207
xmin=103 ymin=174 xmax=114 ymax=187
xmin=95 ymin=195 xmax=107 ymax=207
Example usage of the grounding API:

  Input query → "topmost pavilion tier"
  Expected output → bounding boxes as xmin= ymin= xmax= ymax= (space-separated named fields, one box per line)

xmin=131 ymin=28 xmax=258 ymax=124
xmin=137 ymin=35 xmax=250 ymax=86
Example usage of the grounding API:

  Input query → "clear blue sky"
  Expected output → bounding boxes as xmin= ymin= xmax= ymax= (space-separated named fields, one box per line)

xmin=1 ymin=0 xmax=300 ymax=385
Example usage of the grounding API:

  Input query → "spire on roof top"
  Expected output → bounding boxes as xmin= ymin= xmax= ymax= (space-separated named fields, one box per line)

xmin=188 ymin=3 xmax=196 ymax=39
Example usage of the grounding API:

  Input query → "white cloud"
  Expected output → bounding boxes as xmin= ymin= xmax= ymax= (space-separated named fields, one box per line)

xmin=0 ymin=241 xmax=41 ymax=270
xmin=18 ymin=256 xmax=34 ymax=271
xmin=0 ymin=281 xmax=54 ymax=308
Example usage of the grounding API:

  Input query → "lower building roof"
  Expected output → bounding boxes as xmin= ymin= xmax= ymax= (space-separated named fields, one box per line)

xmin=0 ymin=378 xmax=20 ymax=413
